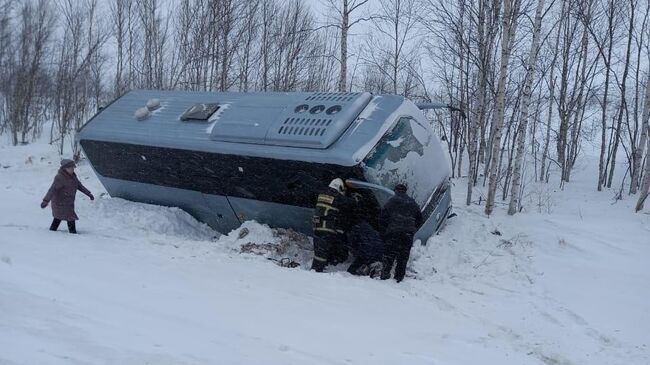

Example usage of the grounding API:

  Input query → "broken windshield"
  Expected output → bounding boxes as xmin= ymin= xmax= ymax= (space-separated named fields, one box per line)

xmin=362 ymin=117 xmax=439 ymax=207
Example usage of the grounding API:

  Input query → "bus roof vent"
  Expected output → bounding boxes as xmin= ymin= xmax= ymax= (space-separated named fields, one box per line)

xmin=305 ymin=91 xmax=360 ymax=102
xmin=276 ymin=117 xmax=333 ymax=137
xmin=266 ymin=91 xmax=372 ymax=149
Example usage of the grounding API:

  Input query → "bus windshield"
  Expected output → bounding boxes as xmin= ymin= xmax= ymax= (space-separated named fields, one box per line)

xmin=361 ymin=116 xmax=444 ymax=208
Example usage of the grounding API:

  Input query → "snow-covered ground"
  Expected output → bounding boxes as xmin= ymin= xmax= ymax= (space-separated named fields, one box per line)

xmin=1 ymin=140 xmax=648 ymax=365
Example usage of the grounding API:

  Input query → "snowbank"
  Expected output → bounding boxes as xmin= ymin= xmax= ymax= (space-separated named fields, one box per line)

xmin=0 ymin=140 xmax=648 ymax=364
xmin=90 ymin=198 xmax=215 ymax=241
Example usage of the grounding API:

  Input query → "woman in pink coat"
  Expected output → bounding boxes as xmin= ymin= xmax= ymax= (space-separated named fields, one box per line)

xmin=41 ymin=159 xmax=94 ymax=233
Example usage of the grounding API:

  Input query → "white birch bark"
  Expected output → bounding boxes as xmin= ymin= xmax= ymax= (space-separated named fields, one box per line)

xmin=596 ymin=0 xmax=616 ymax=191
xmin=636 ymin=125 xmax=650 ymax=212
xmin=606 ymin=0 xmax=635 ymax=188
xmin=635 ymin=66 xmax=650 ymax=211
xmin=339 ymin=0 xmax=349 ymax=92
xmin=631 ymin=54 xmax=650 ymax=194
xmin=507 ymin=0 xmax=545 ymax=215
xmin=485 ymin=0 xmax=521 ymax=215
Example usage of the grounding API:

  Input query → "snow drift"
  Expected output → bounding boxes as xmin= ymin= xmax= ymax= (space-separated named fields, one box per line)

xmin=0 ymin=141 xmax=648 ymax=364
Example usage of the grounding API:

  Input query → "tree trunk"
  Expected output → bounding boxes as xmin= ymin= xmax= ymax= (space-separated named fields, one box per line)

xmin=338 ymin=0 xmax=349 ymax=92
xmin=565 ymin=1 xmax=593 ymax=182
xmin=632 ymin=63 xmax=650 ymax=195
xmin=485 ymin=0 xmax=521 ymax=215
xmin=467 ymin=0 xmax=497 ymax=205
xmin=597 ymin=0 xmax=616 ymax=191
xmin=508 ymin=0 xmax=545 ymax=215
xmin=636 ymin=124 xmax=650 ymax=211
xmin=392 ymin=1 xmax=399 ymax=95
xmin=541 ymin=0 xmax=565 ymax=183
xmin=606 ymin=0 xmax=635 ymax=188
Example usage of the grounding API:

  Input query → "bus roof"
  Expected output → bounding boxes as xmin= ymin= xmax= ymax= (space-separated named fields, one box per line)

xmin=79 ymin=90 xmax=411 ymax=166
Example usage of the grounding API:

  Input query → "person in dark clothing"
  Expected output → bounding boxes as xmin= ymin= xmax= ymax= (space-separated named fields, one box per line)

xmin=311 ymin=178 xmax=353 ymax=272
xmin=346 ymin=221 xmax=384 ymax=276
xmin=379 ymin=183 xmax=423 ymax=282
xmin=41 ymin=159 xmax=94 ymax=234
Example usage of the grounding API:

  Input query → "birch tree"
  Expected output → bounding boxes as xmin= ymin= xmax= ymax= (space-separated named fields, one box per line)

xmin=539 ymin=13 xmax=563 ymax=183
xmin=635 ymin=64 xmax=650 ymax=211
xmin=4 ymin=0 xmax=55 ymax=146
xmin=53 ymin=0 xmax=108 ymax=156
xmin=0 ymin=0 xmax=11 ymax=137
xmin=508 ymin=0 xmax=547 ymax=215
xmin=136 ymin=0 xmax=169 ymax=89
xmin=485 ymin=0 xmax=522 ymax=215
xmin=588 ymin=0 xmax=619 ymax=191
xmin=468 ymin=0 xmax=501 ymax=204
xmin=554 ymin=0 xmax=597 ymax=184
xmin=365 ymin=0 xmax=421 ymax=95
xmin=322 ymin=0 xmax=371 ymax=92
xmin=605 ymin=0 xmax=636 ymax=188
xmin=628 ymin=1 xmax=650 ymax=194
xmin=636 ymin=125 xmax=650 ymax=211
xmin=110 ymin=0 xmax=131 ymax=97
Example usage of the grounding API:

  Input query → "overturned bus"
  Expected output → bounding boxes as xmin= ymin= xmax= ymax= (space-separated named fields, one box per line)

xmin=78 ymin=90 xmax=452 ymax=242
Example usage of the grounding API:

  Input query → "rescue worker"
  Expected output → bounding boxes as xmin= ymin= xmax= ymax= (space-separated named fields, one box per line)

xmin=346 ymin=220 xmax=384 ymax=276
xmin=311 ymin=178 xmax=352 ymax=272
xmin=345 ymin=190 xmax=384 ymax=276
xmin=41 ymin=159 xmax=94 ymax=234
xmin=379 ymin=183 xmax=422 ymax=282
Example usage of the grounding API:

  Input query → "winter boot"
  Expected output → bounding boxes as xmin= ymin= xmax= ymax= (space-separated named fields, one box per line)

xmin=311 ymin=257 xmax=327 ymax=272
xmin=50 ymin=218 xmax=61 ymax=231
xmin=67 ymin=221 xmax=77 ymax=234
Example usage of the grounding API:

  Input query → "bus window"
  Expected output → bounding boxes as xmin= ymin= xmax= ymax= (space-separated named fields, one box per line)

xmin=362 ymin=117 xmax=439 ymax=207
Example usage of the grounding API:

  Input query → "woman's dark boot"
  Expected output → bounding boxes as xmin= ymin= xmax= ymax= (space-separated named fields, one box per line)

xmin=67 ymin=221 xmax=77 ymax=234
xmin=50 ymin=219 xmax=61 ymax=231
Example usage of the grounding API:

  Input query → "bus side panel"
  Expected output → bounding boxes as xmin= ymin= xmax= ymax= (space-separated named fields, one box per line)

xmin=415 ymin=187 xmax=452 ymax=243
xmin=99 ymin=176 xmax=241 ymax=234
xmin=227 ymin=197 xmax=314 ymax=236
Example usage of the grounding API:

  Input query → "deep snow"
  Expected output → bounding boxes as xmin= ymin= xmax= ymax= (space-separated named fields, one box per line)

xmin=0 ymin=140 xmax=648 ymax=365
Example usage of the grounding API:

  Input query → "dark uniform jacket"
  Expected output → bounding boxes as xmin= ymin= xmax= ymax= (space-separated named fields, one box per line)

xmin=379 ymin=191 xmax=423 ymax=237
xmin=43 ymin=168 xmax=92 ymax=221
xmin=347 ymin=221 xmax=384 ymax=262
xmin=312 ymin=186 xmax=352 ymax=235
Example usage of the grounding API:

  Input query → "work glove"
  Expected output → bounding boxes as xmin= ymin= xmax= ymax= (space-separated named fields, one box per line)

xmin=40 ymin=200 xmax=48 ymax=209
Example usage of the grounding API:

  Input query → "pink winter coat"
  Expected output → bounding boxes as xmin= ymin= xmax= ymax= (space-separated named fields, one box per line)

xmin=43 ymin=168 xmax=92 ymax=221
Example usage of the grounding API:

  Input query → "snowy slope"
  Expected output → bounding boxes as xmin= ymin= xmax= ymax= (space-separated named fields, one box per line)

xmin=0 ymin=141 xmax=648 ymax=365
